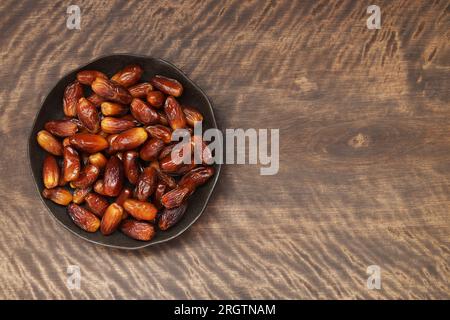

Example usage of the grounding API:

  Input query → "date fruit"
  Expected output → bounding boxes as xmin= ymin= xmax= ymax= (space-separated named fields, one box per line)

xmin=130 ymin=98 xmax=159 ymax=125
xmin=42 ymin=154 xmax=60 ymax=189
xmin=103 ymin=155 xmax=124 ymax=196
xmin=101 ymin=102 xmax=128 ymax=116
xmin=101 ymin=117 xmax=136 ymax=134
xmin=183 ymin=106 xmax=203 ymax=127
xmin=71 ymin=164 xmax=100 ymax=189
xmin=150 ymin=75 xmax=183 ymax=97
xmin=161 ymin=187 xmax=191 ymax=209
xmin=128 ymin=82 xmax=153 ymax=98
xmin=88 ymin=152 xmax=108 ymax=170
xmin=146 ymin=90 xmax=165 ymax=108
xmin=72 ymin=186 xmax=92 ymax=204
xmin=101 ymin=203 xmax=124 ymax=235
xmin=63 ymin=146 xmax=81 ymax=182
xmin=140 ymin=138 xmax=164 ymax=161
xmin=45 ymin=120 xmax=78 ymax=137
xmin=123 ymin=150 xmax=141 ymax=184
xmin=123 ymin=199 xmax=157 ymax=221
xmin=84 ymin=192 xmax=109 ymax=217
xmin=37 ymin=130 xmax=63 ymax=156
xmin=76 ymin=97 xmax=100 ymax=133
xmin=69 ymin=133 xmax=109 ymax=153
xmin=158 ymin=202 xmax=188 ymax=230
xmin=111 ymin=64 xmax=143 ymax=88
xmin=91 ymin=77 xmax=132 ymax=104
xmin=134 ymin=167 xmax=157 ymax=201
xmin=63 ymin=80 xmax=83 ymax=117
xmin=164 ymin=96 xmax=187 ymax=130
xmin=110 ymin=127 xmax=148 ymax=152
xmin=145 ymin=125 xmax=172 ymax=144
xmin=120 ymin=220 xmax=155 ymax=241
xmin=77 ymin=70 xmax=108 ymax=85
xmin=42 ymin=188 xmax=73 ymax=206
xmin=67 ymin=203 xmax=100 ymax=232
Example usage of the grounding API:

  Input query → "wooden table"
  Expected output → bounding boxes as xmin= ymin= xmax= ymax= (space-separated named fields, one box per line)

xmin=0 ymin=0 xmax=448 ymax=299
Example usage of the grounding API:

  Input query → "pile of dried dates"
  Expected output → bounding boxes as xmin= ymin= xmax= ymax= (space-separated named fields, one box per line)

xmin=37 ymin=64 xmax=214 ymax=241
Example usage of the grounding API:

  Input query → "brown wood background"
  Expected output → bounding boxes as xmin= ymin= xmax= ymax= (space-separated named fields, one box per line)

xmin=0 ymin=0 xmax=449 ymax=299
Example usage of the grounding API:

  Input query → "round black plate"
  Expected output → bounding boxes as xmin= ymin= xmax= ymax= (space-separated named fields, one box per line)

xmin=28 ymin=54 xmax=221 ymax=249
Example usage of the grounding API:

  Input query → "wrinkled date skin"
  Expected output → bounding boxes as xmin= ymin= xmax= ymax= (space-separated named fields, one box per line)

xmin=91 ymin=77 xmax=132 ymax=105
xmin=157 ymin=111 xmax=169 ymax=126
xmin=158 ymin=202 xmax=188 ymax=230
xmin=111 ymin=64 xmax=143 ymax=88
xmin=130 ymin=98 xmax=159 ymax=125
xmin=101 ymin=203 xmax=124 ymax=235
xmin=87 ymin=93 xmax=107 ymax=107
xmin=101 ymin=117 xmax=136 ymax=134
xmin=44 ymin=120 xmax=78 ymax=137
xmin=71 ymin=164 xmax=100 ymax=189
xmin=179 ymin=166 xmax=215 ymax=192
xmin=140 ymin=138 xmax=164 ymax=161
xmin=123 ymin=151 xmax=141 ymax=184
xmin=161 ymin=187 xmax=191 ymax=209
xmin=93 ymin=179 xmax=107 ymax=196
xmin=42 ymin=154 xmax=60 ymax=189
xmin=103 ymin=155 xmax=124 ymax=197
xmin=183 ymin=106 xmax=204 ymax=127
xmin=134 ymin=167 xmax=157 ymax=201
xmin=76 ymin=97 xmax=100 ymax=133
xmin=37 ymin=130 xmax=63 ymax=156
xmin=121 ymin=220 xmax=155 ymax=241
xmin=150 ymin=75 xmax=183 ymax=97
xmin=164 ymin=96 xmax=187 ymax=130
xmin=110 ymin=127 xmax=148 ymax=152
xmin=67 ymin=203 xmax=100 ymax=232
xmin=154 ymin=183 xmax=166 ymax=210
xmin=145 ymin=125 xmax=172 ymax=144
xmin=123 ymin=199 xmax=157 ymax=221
xmin=63 ymin=80 xmax=83 ymax=117
xmin=156 ymin=170 xmax=177 ymax=189
xmin=77 ymin=70 xmax=108 ymax=85
xmin=63 ymin=146 xmax=81 ymax=182
xmin=69 ymin=133 xmax=109 ymax=153
xmin=42 ymin=188 xmax=73 ymax=205
xmin=84 ymin=192 xmax=109 ymax=217
xmin=128 ymin=82 xmax=153 ymax=98
xmin=146 ymin=90 xmax=165 ymax=108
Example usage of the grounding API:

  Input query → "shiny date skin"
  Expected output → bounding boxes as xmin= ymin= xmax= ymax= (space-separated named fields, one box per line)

xmin=103 ymin=155 xmax=124 ymax=197
xmin=67 ymin=203 xmax=100 ymax=232
xmin=44 ymin=120 xmax=78 ymax=137
xmin=146 ymin=90 xmax=165 ymax=108
xmin=183 ymin=106 xmax=203 ymax=127
xmin=123 ymin=150 xmax=141 ymax=184
xmin=130 ymin=98 xmax=159 ymax=125
xmin=145 ymin=125 xmax=172 ymax=144
xmin=158 ymin=202 xmax=188 ymax=230
xmin=161 ymin=187 xmax=191 ymax=209
xmin=134 ymin=167 xmax=157 ymax=201
xmin=76 ymin=97 xmax=100 ymax=133
xmin=70 ymin=164 xmax=100 ymax=189
xmin=72 ymin=186 xmax=91 ymax=204
xmin=101 ymin=203 xmax=123 ymax=235
xmin=77 ymin=70 xmax=108 ymax=85
xmin=84 ymin=192 xmax=109 ymax=217
xmin=140 ymin=138 xmax=164 ymax=161
xmin=37 ymin=130 xmax=63 ymax=156
xmin=42 ymin=154 xmax=60 ymax=189
xmin=123 ymin=199 xmax=157 ymax=221
xmin=150 ymin=75 xmax=183 ymax=97
xmin=91 ymin=77 xmax=132 ymax=105
xmin=69 ymin=133 xmax=109 ymax=153
xmin=42 ymin=187 xmax=73 ymax=205
xmin=110 ymin=127 xmax=148 ymax=152
xmin=128 ymin=82 xmax=153 ymax=98
xmin=63 ymin=80 xmax=83 ymax=117
xmin=154 ymin=183 xmax=166 ymax=210
xmin=100 ymin=102 xmax=128 ymax=116
xmin=111 ymin=64 xmax=143 ymax=88
xmin=164 ymin=96 xmax=187 ymax=130
xmin=121 ymin=220 xmax=155 ymax=241
xmin=101 ymin=117 xmax=136 ymax=134
xmin=63 ymin=146 xmax=81 ymax=182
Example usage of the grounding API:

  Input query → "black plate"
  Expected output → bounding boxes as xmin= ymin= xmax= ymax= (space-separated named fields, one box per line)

xmin=28 ymin=54 xmax=221 ymax=249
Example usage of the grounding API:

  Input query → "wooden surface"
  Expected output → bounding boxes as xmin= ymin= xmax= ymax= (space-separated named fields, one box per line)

xmin=0 ymin=0 xmax=449 ymax=299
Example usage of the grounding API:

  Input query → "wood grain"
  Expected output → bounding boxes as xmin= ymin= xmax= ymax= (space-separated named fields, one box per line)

xmin=0 ymin=0 xmax=449 ymax=299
